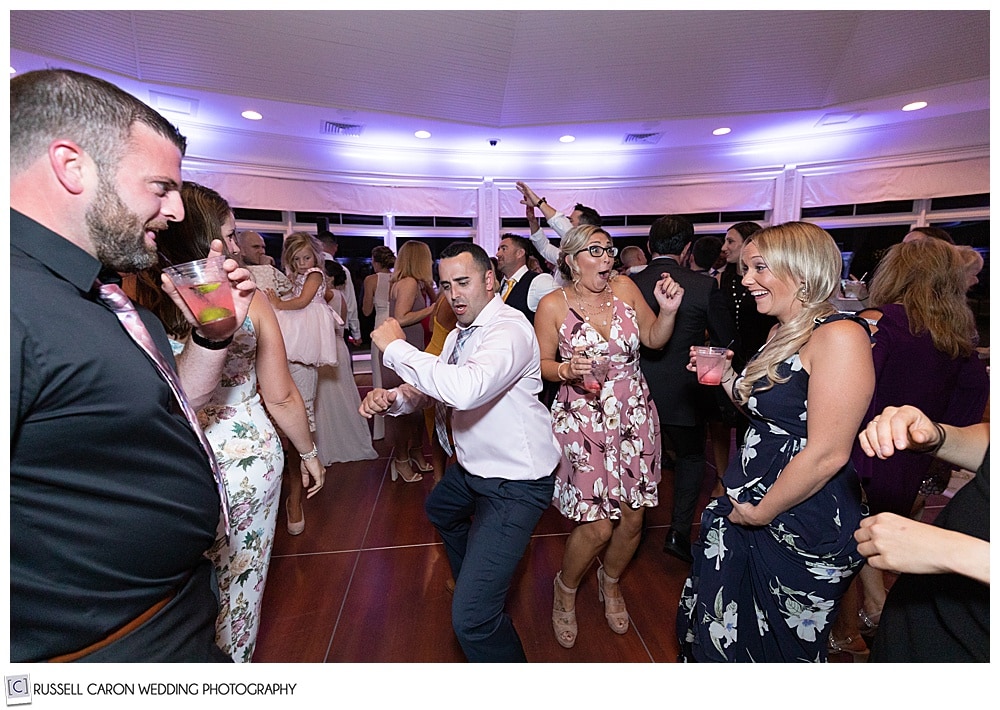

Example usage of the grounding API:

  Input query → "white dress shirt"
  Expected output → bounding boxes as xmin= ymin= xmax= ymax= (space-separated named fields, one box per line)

xmin=528 ymin=212 xmax=571 ymax=266
xmin=529 ymin=211 xmax=573 ymax=286
xmin=324 ymin=254 xmax=360 ymax=339
xmin=382 ymin=296 xmax=561 ymax=481
xmin=501 ymin=264 xmax=558 ymax=312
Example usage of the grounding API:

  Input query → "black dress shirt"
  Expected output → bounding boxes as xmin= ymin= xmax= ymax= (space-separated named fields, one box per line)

xmin=10 ymin=209 xmax=222 ymax=661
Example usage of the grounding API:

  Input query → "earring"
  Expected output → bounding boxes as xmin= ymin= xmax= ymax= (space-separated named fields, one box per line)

xmin=797 ymin=285 xmax=808 ymax=302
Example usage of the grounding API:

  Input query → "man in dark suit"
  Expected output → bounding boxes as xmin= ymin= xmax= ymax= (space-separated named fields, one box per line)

xmin=630 ymin=216 xmax=734 ymax=563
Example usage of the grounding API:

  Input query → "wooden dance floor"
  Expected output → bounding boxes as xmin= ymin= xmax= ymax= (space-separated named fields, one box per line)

xmin=252 ymin=363 xmax=956 ymax=664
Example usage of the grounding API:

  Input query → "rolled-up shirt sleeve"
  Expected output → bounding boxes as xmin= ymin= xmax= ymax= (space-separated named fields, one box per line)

xmin=383 ymin=318 xmax=534 ymax=411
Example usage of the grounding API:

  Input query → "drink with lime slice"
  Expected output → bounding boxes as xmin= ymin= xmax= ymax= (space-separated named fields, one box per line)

xmin=164 ymin=256 xmax=237 ymax=334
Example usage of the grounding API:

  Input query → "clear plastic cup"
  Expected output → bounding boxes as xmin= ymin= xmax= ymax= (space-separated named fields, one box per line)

xmin=695 ymin=346 xmax=727 ymax=385
xmin=163 ymin=256 xmax=237 ymax=336
xmin=840 ymin=279 xmax=868 ymax=300
xmin=582 ymin=355 xmax=610 ymax=394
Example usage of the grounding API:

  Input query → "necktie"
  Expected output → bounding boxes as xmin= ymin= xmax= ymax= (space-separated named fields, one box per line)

xmin=434 ymin=325 xmax=479 ymax=457
xmin=502 ymin=278 xmax=515 ymax=302
xmin=96 ymin=281 xmax=231 ymax=535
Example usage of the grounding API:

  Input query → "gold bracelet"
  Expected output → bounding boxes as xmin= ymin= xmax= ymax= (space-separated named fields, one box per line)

xmin=557 ymin=362 xmax=570 ymax=381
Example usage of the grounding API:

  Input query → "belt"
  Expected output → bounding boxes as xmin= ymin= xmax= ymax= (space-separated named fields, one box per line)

xmin=48 ymin=587 xmax=178 ymax=663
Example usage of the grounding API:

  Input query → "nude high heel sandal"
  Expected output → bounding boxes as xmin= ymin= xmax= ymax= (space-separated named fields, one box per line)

xmin=285 ymin=497 xmax=305 ymax=536
xmin=552 ymin=571 xmax=578 ymax=648
xmin=597 ymin=564 xmax=629 ymax=635
xmin=391 ymin=458 xmax=423 ymax=483
xmin=408 ymin=447 xmax=433 ymax=473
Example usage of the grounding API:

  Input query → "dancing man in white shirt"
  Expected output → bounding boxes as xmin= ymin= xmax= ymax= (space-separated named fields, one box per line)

xmin=360 ymin=242 xmax=561 ymax=662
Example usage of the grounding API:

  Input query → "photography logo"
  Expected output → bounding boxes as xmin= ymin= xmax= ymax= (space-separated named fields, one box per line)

xmin=4 ymin=676 xmax=31 ymax=706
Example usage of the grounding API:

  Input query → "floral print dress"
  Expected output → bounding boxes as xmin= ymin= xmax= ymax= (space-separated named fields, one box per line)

xmin=198 ymin=315 xmax=284 ymax=662
xmin=551 ymin=293 xmax=660 ymax=522
xmin=677 ymin=316 xmax=867 ymax=662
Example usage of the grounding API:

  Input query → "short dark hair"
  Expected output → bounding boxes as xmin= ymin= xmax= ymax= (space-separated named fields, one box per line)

xmin=440 ymin=241 xmax=492 ymax=275
xmin=692 ymin=236 xmax=724 ymax=270
xmin=11 ymin=68 xmax=186 ymax=176
xmin=648 ymin=215 xmax=695 ymax=256
xmin=316 ymin=230 xmax=338 ymax=246
xmin=500 ymin=233 xmax=532 ymax=258
xmin=909 ymin=226 xmax=955 ymax=244
xmin=574 ymin=204 xmax=602 ymax=227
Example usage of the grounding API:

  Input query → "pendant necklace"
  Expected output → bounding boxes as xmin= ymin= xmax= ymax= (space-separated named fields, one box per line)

xmin=575 ymin=283 xmax=613 ymax=327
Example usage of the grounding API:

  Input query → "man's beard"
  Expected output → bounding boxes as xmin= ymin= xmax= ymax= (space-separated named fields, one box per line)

xmin=85 ymin=175 xmax=164 ymax=272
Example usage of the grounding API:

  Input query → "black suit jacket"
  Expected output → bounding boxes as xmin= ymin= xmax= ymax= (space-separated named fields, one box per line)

xmin=630 ymin=256 xmax=734 ymax=427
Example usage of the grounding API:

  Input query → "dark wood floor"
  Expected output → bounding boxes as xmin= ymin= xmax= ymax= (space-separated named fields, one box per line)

xmin=251 ymin=363 xmax=956 ymax=664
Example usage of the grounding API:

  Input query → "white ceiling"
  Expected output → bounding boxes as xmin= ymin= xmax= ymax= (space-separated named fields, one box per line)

xmin=9 ymin=9 xmax=991 ymax=182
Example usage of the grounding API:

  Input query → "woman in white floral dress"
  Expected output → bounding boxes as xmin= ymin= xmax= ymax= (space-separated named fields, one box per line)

xmin=535 ymin=225 xmax=683 ymax=648
xmin=136 ymin=182 xmax=325 ymax=662
xmin=676 ymin=222 xmax=874 ymax=662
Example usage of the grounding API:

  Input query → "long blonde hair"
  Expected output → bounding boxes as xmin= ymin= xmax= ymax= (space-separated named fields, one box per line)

xmin=867 ymin=239 xmax=976 ymax=358
xmin=282 ymin=232 xmax=328 ymax=283
xmin=735 ymin=222 xmax=840 ymax=403
xmin=392 ymin=240 xmax=434 ymax=290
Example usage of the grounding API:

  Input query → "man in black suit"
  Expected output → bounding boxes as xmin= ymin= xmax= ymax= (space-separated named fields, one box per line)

xmin=630 ymin=216 xmax=734 ymax=563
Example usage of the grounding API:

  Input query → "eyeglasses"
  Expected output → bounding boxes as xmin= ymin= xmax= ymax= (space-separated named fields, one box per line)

xmin=576 ymin=245 xmax=619 ymax=258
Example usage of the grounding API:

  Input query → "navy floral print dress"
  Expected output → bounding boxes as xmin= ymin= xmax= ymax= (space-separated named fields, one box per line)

xmin=677 ymin=315 xmax=868 ymax=662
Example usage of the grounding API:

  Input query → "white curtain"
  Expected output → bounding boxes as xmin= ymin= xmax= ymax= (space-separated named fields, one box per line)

xmin=800 ymin=157 xmax=989 ymax=207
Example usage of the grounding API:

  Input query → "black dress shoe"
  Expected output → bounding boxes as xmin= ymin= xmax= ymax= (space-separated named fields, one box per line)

xmin=663 ymin=529 xmax=694 ymax=563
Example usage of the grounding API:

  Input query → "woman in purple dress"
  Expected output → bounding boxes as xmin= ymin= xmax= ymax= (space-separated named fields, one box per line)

xmin=828 ymin=238 xmax=989 ymax=656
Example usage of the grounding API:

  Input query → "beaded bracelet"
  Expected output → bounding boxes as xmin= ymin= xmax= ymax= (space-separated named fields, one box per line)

xmin=299 ymin=444 xmax=319 ymax=461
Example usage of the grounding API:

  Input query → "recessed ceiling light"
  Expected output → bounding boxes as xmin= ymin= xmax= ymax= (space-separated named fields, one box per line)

xmin=902 ymin=101 xmax=928 ymax=112
xmin=241 ymin=110 xmax=263 ymax=121
xmin=712 ymin=127 xmax=731 ymax=136
xmin=559 ymin=135 xmax=575 ymax=143
xmin=414 ymin=130 xmax=431 ymax=139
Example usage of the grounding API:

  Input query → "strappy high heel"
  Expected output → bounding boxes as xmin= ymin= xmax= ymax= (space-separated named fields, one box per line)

xmin=597 ymin=564 xmax=629 ymax=635
xmin=827 ymin=634 xmax=870 ymax=662
xmin=552 ymin=572 xmax=578 ymax=648
xmin=408 ymin=447 xmax=433 ymax=473
xmin=858 ymin=607 xmax=882 ymax=637
xmin=391 ymin=458 xmax=423 ymax=483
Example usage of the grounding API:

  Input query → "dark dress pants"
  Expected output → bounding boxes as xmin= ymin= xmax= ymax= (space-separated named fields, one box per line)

xmin=662 ymin=422 xmax=707 ymax=539
xmin=425 ymin=463 xmax=554 ymax=662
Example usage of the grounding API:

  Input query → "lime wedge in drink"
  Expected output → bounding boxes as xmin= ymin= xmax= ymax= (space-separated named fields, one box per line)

xmin=198 ymin=306 xmax=234 ymax=323
xmin=193 ymin=282 xmax=222 ymax=295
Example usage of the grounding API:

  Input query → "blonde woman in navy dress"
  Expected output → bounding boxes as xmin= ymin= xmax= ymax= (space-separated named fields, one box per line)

xmin=677 ymin=222 xmax=875 ymax=662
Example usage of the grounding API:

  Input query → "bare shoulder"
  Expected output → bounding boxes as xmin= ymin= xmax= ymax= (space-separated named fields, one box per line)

xmin=536 ymin=287 xmax=568 ymax=321
xmin=802 ymin=316 xmax=873 ymax=370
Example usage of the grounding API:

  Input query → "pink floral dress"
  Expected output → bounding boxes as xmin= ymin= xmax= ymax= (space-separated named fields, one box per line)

xmin=551 ymin=293 xmax=661 ymax=522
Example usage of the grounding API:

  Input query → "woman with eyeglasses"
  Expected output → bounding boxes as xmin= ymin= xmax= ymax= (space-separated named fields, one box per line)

xmin=534 ymin=224 xmax=684 ymax=649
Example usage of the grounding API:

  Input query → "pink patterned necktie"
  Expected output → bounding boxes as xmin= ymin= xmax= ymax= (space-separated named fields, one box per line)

xmin=95 ymin=281 xmax=230 ymax=535
xmin=434 ymin=325 xmax=478 ymax=457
